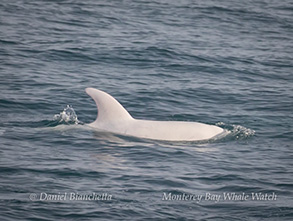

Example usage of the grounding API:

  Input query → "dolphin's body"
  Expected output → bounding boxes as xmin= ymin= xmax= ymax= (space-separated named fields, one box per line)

xmin=85 ymin=88 xmax=224 ymax=141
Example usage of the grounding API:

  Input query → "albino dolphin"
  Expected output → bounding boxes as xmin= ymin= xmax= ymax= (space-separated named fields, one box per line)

xmin=85 ymin=88 xmax=224 ymax=141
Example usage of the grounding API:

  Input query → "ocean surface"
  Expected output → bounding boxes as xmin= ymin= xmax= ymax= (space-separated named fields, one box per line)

xmin=1 ymin=0 xmax=292 ymax=220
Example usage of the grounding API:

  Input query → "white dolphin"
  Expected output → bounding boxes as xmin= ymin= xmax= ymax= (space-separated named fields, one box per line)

xmin=85 ymin=88 xmax=224 ymax=141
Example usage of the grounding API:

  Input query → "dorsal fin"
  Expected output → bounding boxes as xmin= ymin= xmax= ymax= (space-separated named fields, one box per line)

xmin=85 ymin=88 xmax=133 ymax=125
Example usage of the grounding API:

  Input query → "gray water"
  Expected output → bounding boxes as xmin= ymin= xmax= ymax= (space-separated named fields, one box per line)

xmin=0 ymin=0 xmax=292 ymax=220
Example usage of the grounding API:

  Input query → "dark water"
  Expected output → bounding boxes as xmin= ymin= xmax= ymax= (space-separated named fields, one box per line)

xmin=1 ymin=0 xmax=293 ymax=220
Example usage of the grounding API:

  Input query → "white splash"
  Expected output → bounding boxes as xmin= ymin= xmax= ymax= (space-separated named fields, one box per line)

xmin=216 ymin=122 xmax=255 ymax=140
xmin=53 ymin=105 xmax=80 ymax=124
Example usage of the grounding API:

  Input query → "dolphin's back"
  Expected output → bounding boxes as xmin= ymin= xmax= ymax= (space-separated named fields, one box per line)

xmin=85 ymin=87 xmax=224 ymax=141
xmin=127 ymin=120 xmax=223 ymax=141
